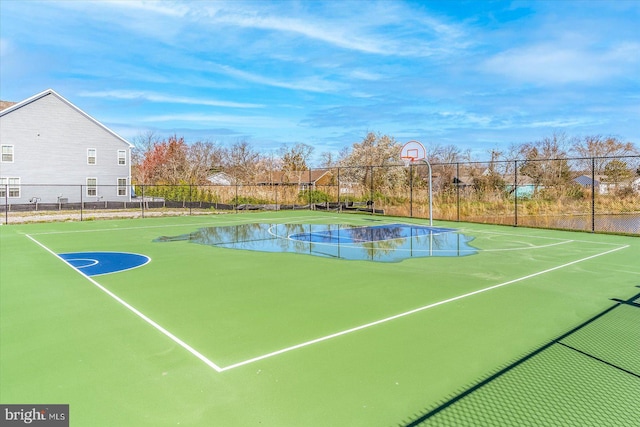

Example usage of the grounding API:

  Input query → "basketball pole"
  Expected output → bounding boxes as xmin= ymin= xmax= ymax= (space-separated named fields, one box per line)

xmin=421 ymin=158 xmax=433 ymax=227
xmin=402 ymin=140 xmax=433 ymax=227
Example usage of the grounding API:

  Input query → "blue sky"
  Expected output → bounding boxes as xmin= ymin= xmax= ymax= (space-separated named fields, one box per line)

xmin=1 ymin=0 xmax=639 ymax=164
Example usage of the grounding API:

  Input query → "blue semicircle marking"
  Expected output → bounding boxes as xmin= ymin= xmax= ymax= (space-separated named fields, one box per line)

xmin=58 ymin=252 xmax=150 ymax=276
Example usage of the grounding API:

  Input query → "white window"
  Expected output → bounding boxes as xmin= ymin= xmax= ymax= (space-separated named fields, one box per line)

xmin=117 ymin=178 xmax=127 ymax=196
xmin=117 ymin=150 xmax=126 ymax=165
xmin=0 ymin=177 xmax=20 ymax=198
xmin=1 ymin=145 xmax=14 ymax=162
xmin=87 ymin=148 xmax=97 ymax=165
xmin=86 ymin=178 xmax=97 ymax=196
xmin=9 ymin=178 xmax=20 ymax=197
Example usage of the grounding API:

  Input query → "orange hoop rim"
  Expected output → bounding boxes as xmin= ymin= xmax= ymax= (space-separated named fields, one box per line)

xmin=400 ymin=155 xmax=418 ymax=166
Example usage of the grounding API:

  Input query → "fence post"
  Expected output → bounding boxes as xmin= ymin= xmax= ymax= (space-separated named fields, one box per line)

xmin=80 ymin=185 xmax=83 ymax=221
xmin=370 ymin=166 xmax=374 ymax=215
xmin=591 ymin=157 xmax=596 ymax=233
xmin=456 ymin=162 xmax=460 ymax=222
xmin=309 ymin=169 xmax=313 ymax=209
xmin=409 ymin=163 xmax=414 ymax=218
xmin=337 ymin=167 xmax=341 ymax=207
xmin=514 ymin=160 xmax=518 ymax=227
xmin=189 ymin=184 xmax=192 ymax=216
xmin=4 ymin=184 xmax=7 ymax=225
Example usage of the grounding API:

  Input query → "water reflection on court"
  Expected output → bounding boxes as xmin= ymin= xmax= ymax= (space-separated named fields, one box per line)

xmin=155 ymin=223 xmax=478 ymax=262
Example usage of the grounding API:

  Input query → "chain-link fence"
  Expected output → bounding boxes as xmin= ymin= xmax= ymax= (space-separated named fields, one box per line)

xmin=2 ymin=156 xmax=639 ymax=234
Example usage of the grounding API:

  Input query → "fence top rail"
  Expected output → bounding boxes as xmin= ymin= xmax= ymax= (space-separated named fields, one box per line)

xmin=292 ymin=155 xmax=640 ymax=169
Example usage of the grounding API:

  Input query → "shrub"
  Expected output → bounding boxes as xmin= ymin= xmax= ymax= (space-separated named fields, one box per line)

xmin=565 ymin=184 xmax=585 ymax=200
xmin=230 ymin=195 xmax=271 ymax=205
xmin=298 ymin=190 xmax=330 ymax=203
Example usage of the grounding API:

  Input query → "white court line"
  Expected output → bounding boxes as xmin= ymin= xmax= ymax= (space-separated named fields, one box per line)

xmin=267 ymin=222 xmax=575 ymax=253
xmin=387 ymin=239 xmax=574 ymax=254
xmin=26 ymin=214 xmax=338 ymax=236
xmin=63 ymin=258 xmax=100 ymax=268
xmin=457 ymin=227 xmax=627 ymax=246
xmin=276 ymin=234 xmax=574 ymax=253
xmin=26 ymin=230 xmax=631 ymax=374
xmin=218 ymin=243 xmax=630 ymax=372
xmin=25 ymin=234 xmax=225 ymax=373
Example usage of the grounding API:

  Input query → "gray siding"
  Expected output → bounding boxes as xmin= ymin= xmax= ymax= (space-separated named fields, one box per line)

xmin=0 ymin=90 xmax=132 ymax=203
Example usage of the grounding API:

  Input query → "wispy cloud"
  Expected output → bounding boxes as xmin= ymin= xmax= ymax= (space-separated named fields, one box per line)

xmin=212 ymin=12 xmax=390 ymax=55
xmin=522 ymin=118 xmax=600 ymax=128
xmin=79 ymin=90 xmax=263 ymax=109
xmin=212 ymin=64 xmax=346 ymax=93
xmin=199 ymin=2 xmax=468 ymax=57
xmin=483 ymin=41 xmax=639 ymax=84
xmin=348 ymin=70 xmax=384 ymax=81
xmin=140 ymin=112 xmax=298 ymax=130
xmin=100 ymin=0 xmax=190 ymax=17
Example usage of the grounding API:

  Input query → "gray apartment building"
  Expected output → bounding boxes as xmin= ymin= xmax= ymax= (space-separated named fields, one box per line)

xmin=0 ymin=89 xmax=133 ymax=205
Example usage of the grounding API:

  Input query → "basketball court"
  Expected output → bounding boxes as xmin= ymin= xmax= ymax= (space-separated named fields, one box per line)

xmin=1 ymin=210 xmax=638 ymax=426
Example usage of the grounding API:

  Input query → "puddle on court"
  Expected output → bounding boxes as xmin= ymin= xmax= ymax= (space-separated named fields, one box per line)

xmin=155 ymin=223 xmax=477 ymax=262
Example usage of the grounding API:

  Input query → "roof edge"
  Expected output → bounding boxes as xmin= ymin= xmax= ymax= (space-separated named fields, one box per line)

xmin=0 ymin=89 xmax=133 ymax=148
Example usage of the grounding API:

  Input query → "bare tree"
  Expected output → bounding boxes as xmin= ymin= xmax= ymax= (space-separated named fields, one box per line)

xmin=223 ymin=141 xmax=261 ymax=183
xmin=603 ymin=159 xmax=633 ymax=187
xmin=428 ymin=143 xmax=464 ymax=191
xmin=186 ymin=141 xmax=224 ymax=184
xmin=319 ymin=151 xmax=337 ymax=168
xmin=518 ymin=133 xmax=572 ymax=190
xmin=571 ymin=135 xmax=639 ymax=174
xmin=279 ymin=143 xmax=314 ymax=172
xmin=256 ymin=152 xmax=282 ymax=184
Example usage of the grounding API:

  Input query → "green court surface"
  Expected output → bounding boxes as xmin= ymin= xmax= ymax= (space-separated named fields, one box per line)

xmin=1 ymin=211 xmax=638 ymax=426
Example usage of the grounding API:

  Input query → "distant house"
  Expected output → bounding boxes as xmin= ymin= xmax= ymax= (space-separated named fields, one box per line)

xmin=452 ymin=171 xmax=538 ymax=197
xmin=573 ymin=175 xmax=601 ymax=189
xmin=599 ymin=176 xmax=640 ymax=195
xmin=504 ymin=174 xmax=537 ymax=198
xmin=452 ymin=175 xmax=474 ymax=189
xmin=0 ymin=89 xmax=133 ymax=204
xmin=449 ymin=166 xmax=496 ymax=190
xmin=206 ymin=172 xmax=237 ymax=186
xmin=572 ymin=174 xmax=640 ymax=195
xmin=254 ymin=169 xmax=333 ymax=190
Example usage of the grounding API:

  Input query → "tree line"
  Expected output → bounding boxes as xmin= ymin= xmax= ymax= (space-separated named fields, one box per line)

xmin=132 ymin=131 xmax=639 ymax=190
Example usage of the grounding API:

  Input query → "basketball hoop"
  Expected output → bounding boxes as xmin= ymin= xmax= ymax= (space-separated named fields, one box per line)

xmin=400 ymin=140 xmax=426 ymax=166
xmin=400 ymin=155 xmax=417 ymax=167
xmin=400 ymin=140 xmax=432 ymax=225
